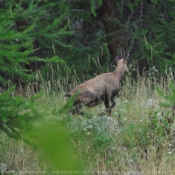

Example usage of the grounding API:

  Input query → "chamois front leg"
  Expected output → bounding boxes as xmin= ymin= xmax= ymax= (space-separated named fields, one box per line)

xmin=104 ymin=99 xmax=111 ymax=116
xmin=109 ymin=96 xmax=116 ymax=113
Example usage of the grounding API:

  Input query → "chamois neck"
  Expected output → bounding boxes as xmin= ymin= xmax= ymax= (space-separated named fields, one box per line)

xmin=114 ymin=65 xmax=125 ymax=81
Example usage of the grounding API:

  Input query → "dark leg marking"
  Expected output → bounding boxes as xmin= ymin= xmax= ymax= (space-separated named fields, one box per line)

xmin=69 ymin=103 xmax=83 ymax=115
xmin=110 ymin=96 xmax=116 ymax=111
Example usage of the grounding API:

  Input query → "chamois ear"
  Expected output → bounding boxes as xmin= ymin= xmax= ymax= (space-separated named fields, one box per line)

xmin=124 ymin=53 xmax=129 ymax=63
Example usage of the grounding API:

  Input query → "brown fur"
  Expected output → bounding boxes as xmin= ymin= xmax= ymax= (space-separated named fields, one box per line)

xmin=65 ymin=58 xmax=128 ymax=115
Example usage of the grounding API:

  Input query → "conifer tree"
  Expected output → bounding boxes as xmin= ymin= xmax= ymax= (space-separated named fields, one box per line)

xmin=0 ymin=0 xmax=71 ymax=138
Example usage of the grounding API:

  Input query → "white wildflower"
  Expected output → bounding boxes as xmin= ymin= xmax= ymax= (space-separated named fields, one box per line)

xmin=123 ymin=117 xmax=127 ymax=121
xmin=128 ymin=159 xmax=134 ymax=163
xmin=87 ymin=125 xmax=93 ymax=129
xmin=83 ymin=128 xmax=87 ymax=131
xmin=123 ymin=100 xmax=128 ymax=104
xmin=156 ymin=112 xmax=161 ymax=116
xmin=147 ymin=99 xmax=155 ymax=106
xmin=168 ymin=151 xmax=172 ymax=154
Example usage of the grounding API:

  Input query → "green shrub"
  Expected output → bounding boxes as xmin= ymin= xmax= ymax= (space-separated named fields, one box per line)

xmin=0 ymin=87 xmax=41 ymax=139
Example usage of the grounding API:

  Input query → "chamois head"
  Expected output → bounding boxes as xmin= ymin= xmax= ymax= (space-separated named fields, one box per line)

xmin=115 ymin=54 xmax=129 ymax=72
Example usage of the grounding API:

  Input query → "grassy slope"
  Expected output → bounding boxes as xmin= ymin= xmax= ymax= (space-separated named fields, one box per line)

xmin=1 ymin=74 xmax=175 ymax=175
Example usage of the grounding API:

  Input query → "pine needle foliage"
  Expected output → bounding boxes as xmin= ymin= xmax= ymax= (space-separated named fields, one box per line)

xmin=0 ymin=0 xmax=72 ymax=85
xmin=0 ymin=86 xmax=41 ymax=139
xmin=115 ymin=0 xmax=175 ymax=73
xmin=0 ymin=2 xmax=33 ymax=84
xmin=0 ymin=0 xmax=71 ymax=139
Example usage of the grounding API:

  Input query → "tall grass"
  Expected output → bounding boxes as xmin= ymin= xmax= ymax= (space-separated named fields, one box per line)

xmin=0 ymin=132 xmax=47 ymax=174
xmin=1 ymin=63 xmax=175 ymax=175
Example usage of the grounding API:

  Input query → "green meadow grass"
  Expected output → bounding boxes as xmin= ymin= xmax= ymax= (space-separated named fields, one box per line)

xmin=1 ymin=65 xmax=175 ymax=175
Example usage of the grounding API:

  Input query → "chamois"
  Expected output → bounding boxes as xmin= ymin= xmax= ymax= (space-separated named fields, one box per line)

xmin=65 ymin=55 xmax=129 ymax=115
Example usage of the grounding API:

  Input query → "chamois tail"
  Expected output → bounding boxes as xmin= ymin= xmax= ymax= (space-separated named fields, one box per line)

xmin=64 ymin=94 xmax=71 ymax=97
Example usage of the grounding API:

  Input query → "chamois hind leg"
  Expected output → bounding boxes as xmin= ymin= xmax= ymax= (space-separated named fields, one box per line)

xmin=69 ymin=103 xmax=83 ymax=115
